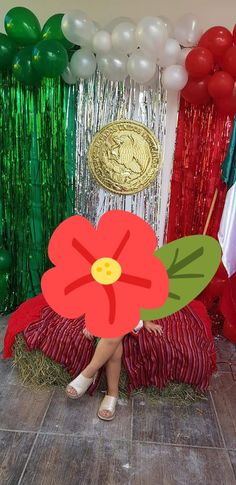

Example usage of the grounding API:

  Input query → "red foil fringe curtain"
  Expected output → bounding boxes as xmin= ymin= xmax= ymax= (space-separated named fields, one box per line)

xmin=167 ymin=99 xmax=233 ymax=242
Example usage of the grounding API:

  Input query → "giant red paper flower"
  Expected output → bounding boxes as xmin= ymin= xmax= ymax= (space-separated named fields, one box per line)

xmin=41 ymin=210 xmax=169 ymax=337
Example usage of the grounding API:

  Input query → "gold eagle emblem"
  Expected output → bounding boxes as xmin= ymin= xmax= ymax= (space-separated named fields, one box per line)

xmin=88 ymin=120 xmax=160 ymax=195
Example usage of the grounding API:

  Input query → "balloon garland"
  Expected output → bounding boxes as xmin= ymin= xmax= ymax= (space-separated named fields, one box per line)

xmin=183 ymin=26 xmax=236 ymax=114
xmin=0 ymin=6 xmax=235 ymax=113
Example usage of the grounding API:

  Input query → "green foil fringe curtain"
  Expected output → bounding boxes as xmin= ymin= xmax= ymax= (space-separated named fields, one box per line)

xmin=0 ymin=73 xmax=76 ymax=312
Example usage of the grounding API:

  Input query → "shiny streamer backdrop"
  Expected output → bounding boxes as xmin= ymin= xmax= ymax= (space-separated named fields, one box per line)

xmin=75 ymin=70 xmax=178 ymax=243
xmin=167 ymin=98 xmax=234 ymax=241
xmin=0 ymin=73 xmax=76 ymax=311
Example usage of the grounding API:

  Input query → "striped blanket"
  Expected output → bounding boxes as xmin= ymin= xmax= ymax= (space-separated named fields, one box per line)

xmin=3 ymin=295 xmax=216 ymax=392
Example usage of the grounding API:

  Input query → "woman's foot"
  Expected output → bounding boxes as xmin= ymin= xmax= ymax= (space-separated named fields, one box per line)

xmin=66 ymin=372 xmax=97 ymax=399
xmin=98 ymin=391 xmax=118 ymax=420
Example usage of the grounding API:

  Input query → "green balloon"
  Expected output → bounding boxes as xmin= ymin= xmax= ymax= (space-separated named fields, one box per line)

xmin=41 ymin=13 xmax=74 ymax=50
xmin=5 ymin=7 xmax=41 ymax=46
xmin=12 ymin=47 xmax=41 ymax=86
xmin=33 ymin=40 xmax=68 ymax=78
xmin=0 ymin=33 xmax=18 ymax=69
xmin=0 ymin=247 xmax=11 ymax=272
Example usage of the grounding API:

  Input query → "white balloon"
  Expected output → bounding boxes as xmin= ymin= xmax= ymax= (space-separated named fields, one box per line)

xmin=135 ymin=17 xmax=168 ymax=60
xmin=127 ymin=52 xmax=156 ymax=84
xmin=97 ymin=55 xmax=110 ymax=74
xmin=61 ymin=11 xmax=97 ymax=46
xmin=162 ymin=64 xmax=188 ymax=91
xmin=112 ymin=22 xmax=137 ymax=55
xmin=105 ymin=17 xmax=133 ymax=33
xmin=61 ymin=10 xmax=87 ymax=43
xmin=159 ymin=38 xmax=181 ymax=67
xmin=178 ymin=48 xmax=192 ymax=66
xmin=158 ymin=16 xmax=173 ymax=36
xmin=70 ymin=48 xmax=96 ymax=79
xmin=143 ymin=69 xmax=158 ymax=88
xmin=93 ymin=30 xmax=112 ymax=54
xmin=61 ymin=65 xmax=77 ymax=84
xmin=78 ymin=20 xmax=97 ymax=47
xmin=97 ymin=51 xmax=127 ymax=81
xmin=174 ymin=14 xmax=202 ymax=47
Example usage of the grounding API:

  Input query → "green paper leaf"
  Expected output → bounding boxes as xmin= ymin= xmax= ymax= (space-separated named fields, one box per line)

xmin=140 ymin=235 xmax=221 ymax=320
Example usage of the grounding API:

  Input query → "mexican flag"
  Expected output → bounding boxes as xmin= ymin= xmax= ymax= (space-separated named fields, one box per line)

xmin=218 ymin=119 xmax=236 ymax=343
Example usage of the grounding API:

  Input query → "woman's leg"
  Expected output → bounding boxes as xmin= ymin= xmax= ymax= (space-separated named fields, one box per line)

xmin=106 ymin=341 xmax=123 ymax=397
xmin=82 ymin=336 xmax=123 ymax=378
xmin=99 ymin=341 xmax=123 ymax=419
xmin=67 ymin=336 xmax=123 ymax=397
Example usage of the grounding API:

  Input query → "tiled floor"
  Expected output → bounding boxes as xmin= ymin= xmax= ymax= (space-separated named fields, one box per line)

xmin=0 ymin=316 xmax=236 ymax=485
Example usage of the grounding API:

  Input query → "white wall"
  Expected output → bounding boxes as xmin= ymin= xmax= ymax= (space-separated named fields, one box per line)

xmin=0 ymin=0 xmax=235 ymax=32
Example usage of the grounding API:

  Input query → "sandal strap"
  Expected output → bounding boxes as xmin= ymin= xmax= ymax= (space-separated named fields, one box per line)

xmin=99 ymin=395 xmax=118 ymax=413
xmin=69 ymin=373 xmax=94 ymax=393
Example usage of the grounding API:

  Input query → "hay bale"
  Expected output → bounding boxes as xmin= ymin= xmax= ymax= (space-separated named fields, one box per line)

xmin=13 ymin=333 xmax=206 ymax=406
xmin=13 ymin=334 xmax=71 ymax=389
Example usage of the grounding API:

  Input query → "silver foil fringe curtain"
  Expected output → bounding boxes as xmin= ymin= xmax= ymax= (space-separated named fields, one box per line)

xmin=74 ymin=69 xmax=167 ymax=241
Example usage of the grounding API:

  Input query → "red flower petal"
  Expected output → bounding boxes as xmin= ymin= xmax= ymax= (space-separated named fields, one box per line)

xmin=41 ymin=266 xmax=97 ymax=319
xmin=47 ymin=215 xmax=97 ymax=274
xmin=85 ymin=256 xmax=168 ymax=337
xmin=96 ymin=211 xmax=158 ymax=274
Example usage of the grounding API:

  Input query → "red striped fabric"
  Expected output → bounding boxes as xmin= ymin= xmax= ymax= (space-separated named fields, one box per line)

xmin=22 ymin=302 xmax=216 ymax=394
xmin=24 ymin=308 xmax=103 ymax=393
xmin=123 ymin=306 xmax=216 ymax=393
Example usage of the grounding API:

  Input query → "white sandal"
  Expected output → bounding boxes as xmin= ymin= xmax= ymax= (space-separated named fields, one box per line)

xmin=97 ymin=394 xmax=118 ymax=421
xmin=66 ymin=372 xmax=97 ymax=399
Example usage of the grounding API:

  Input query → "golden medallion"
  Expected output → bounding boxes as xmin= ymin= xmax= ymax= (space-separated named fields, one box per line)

xmin=88 ymin=120 xmax=160 ymax=195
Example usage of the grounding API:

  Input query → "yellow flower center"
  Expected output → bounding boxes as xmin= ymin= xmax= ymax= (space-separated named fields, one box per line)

xmin=91 ymin=257 xmax=122 ymax=285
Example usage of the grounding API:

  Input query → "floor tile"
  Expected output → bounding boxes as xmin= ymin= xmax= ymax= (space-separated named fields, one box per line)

xmin=130 ymin=442 xmax=236 ymax=485
xmin=41 ymin=389 xmax=132 ymax=441
xmin=0 ymin=385 xmax=53 ymax=432
xmin=214 ymin=337 xmax=236 ymax=372
xmin=132 ymin=394 xmax=223 ymax=447
xmin=0 ymin=430 xmax=35 ymax=485
xmin=20 ymin=434 xmax=131 ymax=485
xmin=210 ymin=372 xmax=236 ymax=449
xmin=229 ymin=451 xmax=236 ymax=478
xmin=0 ymin=359 xmax=21 ymax=387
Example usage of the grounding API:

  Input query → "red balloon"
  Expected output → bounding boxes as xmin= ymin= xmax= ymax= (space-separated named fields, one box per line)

xmin=222 ymin=46 xmax=236 ymax=78
xmin=208 ymin=71 xmax=234 ymax=98
xmin=215 ymin=83 xmax=236 ymax=114
xmin=185 ymin=47 xmax=214 ymax=78
xmin=233 ymin=24 xmax=236 ymax=44
xmin=198 ymin=26 xmax=233 ymax=60
xmin=181 ymin=77 xmax=211 ymax=105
